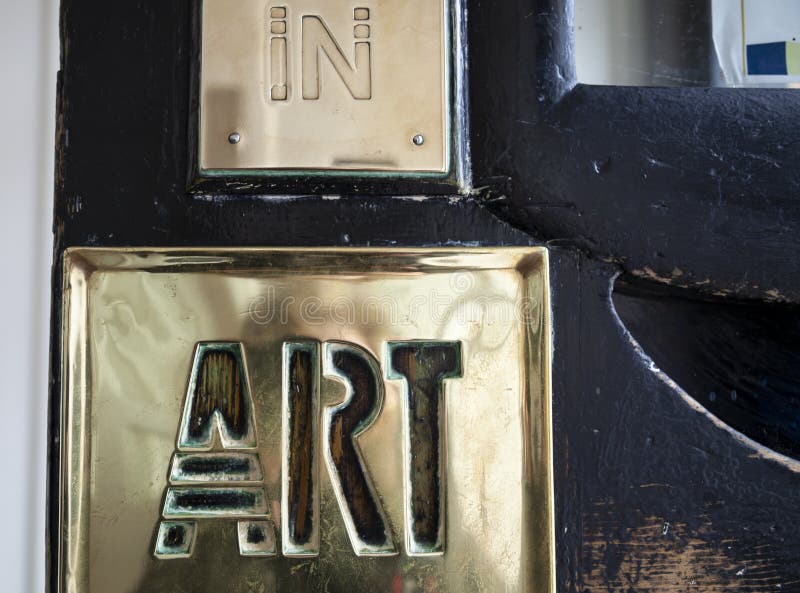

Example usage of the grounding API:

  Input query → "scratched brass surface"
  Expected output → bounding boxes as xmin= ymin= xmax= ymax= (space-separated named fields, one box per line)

xmin=200 ymin=0 xmax=450 ymax=174
xmin=59 ymin=248 xmax=553 ymax=593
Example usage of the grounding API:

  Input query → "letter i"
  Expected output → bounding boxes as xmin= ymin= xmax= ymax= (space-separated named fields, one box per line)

xmin=270 ymin=6 xmax=288 ymax=101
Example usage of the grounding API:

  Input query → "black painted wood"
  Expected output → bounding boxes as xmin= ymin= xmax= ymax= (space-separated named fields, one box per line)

xmin=615 ymin=278 xmax=800 ymax=463
xmin=50 ymin=0 xmax=800 ymax=591
xmin=468 ymin=0 xmax=800 ymax=304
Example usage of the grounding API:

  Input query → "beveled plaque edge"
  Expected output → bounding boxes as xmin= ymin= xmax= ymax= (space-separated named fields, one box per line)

xmin=57 ymin=246 xmax=553 ymax=593
xmin=190 ymin=0 xmax=471 ymax=194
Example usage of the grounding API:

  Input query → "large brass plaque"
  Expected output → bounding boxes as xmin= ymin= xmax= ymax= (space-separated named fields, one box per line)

xmin=58 ymin=248 xmax=553 ymax=593
xmin=200 ymin=0 xmax=452 ymax=175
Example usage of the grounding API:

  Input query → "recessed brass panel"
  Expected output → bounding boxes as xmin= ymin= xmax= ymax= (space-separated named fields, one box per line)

xmin=58 ymin=248 xmax=553 ymax=593
xmin=200 ymin=0 xmax=451 ymax=175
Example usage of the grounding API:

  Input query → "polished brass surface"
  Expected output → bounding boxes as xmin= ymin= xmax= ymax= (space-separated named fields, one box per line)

xmin=59 ymin=248 xmax=553 ymax=593
xmin=200 ymin=0 xmax=451 ymax=175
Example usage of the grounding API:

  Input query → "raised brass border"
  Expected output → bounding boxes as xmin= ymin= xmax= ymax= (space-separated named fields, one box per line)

xmin=57 ymin=247 xmax=553 ymax=593
xmin=196 ymin=0 xmax=470 ymax=189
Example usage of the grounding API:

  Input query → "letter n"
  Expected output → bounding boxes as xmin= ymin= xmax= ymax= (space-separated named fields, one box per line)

xmin=302 ymin=15 xmax=371 ymax=100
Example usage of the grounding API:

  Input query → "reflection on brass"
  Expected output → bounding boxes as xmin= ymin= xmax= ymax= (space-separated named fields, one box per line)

xmin=59 ymin=247 xmax=553 ymax=593
xmin=170 ymin=452 xmax=264 ymax=483
xmin=152 ymin=341 xmax=278 ymax=559
xmin=154 ymin=521 xmax=196 ymax=559
xmin=322 ymin=341 xmax=398 ymax=556
xmin=178 ymin=343 xmax=257 ymax=450
xmin=238 ymin=520 xmax=279 ymax=557
xmin=386 ymin=341 xmax=462 ymax=556
xmin=200 ymin=0 xmax=452 ymax=175
xmin=282 ymin=341 xmax=321 ymax=556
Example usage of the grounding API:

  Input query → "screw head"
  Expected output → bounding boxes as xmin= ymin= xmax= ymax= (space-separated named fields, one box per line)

xmin=412 ymin=134 xmax=425 ymax=146
xmin=228 ymin=132 xmax=241 ymax=145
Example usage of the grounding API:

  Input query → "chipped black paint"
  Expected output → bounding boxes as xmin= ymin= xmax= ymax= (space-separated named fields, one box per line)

xmin=614 ymin=277 xmax=800 ymax=462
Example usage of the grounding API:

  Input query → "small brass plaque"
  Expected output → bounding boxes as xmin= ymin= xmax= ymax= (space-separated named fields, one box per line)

xmin=200 ymin=0 xmax=453 ymax=175
xmin=58 ymin=248 xmax=553 ymax=593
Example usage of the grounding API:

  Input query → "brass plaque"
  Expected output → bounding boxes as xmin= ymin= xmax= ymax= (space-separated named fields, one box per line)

xmin=199 ymin=0 xmax=453 ymax=175
xmin=58 ymin=248 xmax=553 ymax=593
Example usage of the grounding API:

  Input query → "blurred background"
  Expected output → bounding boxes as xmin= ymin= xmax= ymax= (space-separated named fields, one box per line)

xmin=575 ymin=0 xmax=800 ymax=87
xmin=0 ymin=0 xmax=58 ymax=591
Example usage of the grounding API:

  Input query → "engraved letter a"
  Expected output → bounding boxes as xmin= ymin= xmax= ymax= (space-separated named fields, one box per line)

xmin=153 ymin=343 xmax=276 ymax=560
xmin=302 ymin=15 xmax=371 ymax=100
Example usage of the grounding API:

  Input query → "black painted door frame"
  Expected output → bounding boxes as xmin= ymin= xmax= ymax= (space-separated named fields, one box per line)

xmin=50 ymin=0 xmax=800 ymax=590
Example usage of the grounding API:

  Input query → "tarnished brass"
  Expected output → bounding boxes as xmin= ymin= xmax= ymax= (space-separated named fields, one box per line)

xmin=199 ymin=0 xmax=452 ymax=175
xmin=58 ymin=247 xmax=553 ymax=593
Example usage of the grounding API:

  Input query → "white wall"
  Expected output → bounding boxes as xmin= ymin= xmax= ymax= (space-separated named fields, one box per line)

xmin=0 ymin=0 xmax=58 ymax=591
xmin=574 ymin=0 xmax=650 ymax=86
